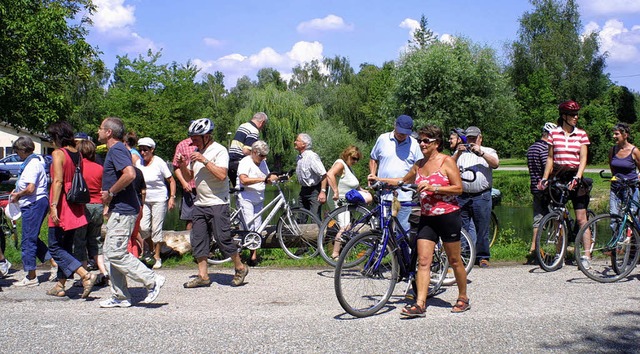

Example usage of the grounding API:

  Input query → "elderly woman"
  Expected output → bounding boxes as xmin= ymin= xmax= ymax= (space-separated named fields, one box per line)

xmin=9 ymin=137 xmax=56 ymax=287
xmin=325 ymin=145 xmax=367 ymax=260
xmin=46 ymin=121 xmax=97 ymax=298
xmin=136 ymin=137 xmax=176 ymax=269
xmin=237 ymin=140 xmax=278 ymax=266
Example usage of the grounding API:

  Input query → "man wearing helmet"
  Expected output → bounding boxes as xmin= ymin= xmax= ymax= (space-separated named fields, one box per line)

xmin=539 ymin=101 xmax=591 ymax=265
xmin=176 ymin=118 xmax=249 ymax=288
xmin=524 ymin=122 xmax=556 ymax=265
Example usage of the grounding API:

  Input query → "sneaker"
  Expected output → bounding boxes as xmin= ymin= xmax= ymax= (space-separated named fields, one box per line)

xmin=13 ymin=276 xmax=39 ymax=287
xmin=152 ymin=258 xmax=162 ymax=269
xmin=141 ymin=274 xmax=165 ymax=304
xmin=580 ymin=256 xmax=591 ymax=270
xmin=183 ymin=276 xmax=211 ymax=288
xmin=0 ymin=260 xmax=11 ymax=277
xmin=231 ymin=264 xmax=249 ymax=287
xmin=49 ymin=266 xmax=58 ymax=282
xmin=99 ymin=297 xmax=132 ymax=308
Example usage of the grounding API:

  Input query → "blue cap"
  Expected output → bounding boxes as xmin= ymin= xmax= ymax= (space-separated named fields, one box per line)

xmin=74 ymin=132 xmax=90 ymax=140
xmin=395 ymin=115 xmax=413 ymax=135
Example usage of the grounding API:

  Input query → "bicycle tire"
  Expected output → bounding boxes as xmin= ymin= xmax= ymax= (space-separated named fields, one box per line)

xmin=277 ymin=208 xmax=321 ymax=260
xmin=425 ymin=242 xmax=448 ymax=295
xmin=334 ymin=231 xmax=398 ymax=318
xmin=535 ymin=211 xmax=567 ymax=272
xmin=317 ymin=204 xmax=372 ymax=267
xmin=489 ymin=211 xmax=499 ymax=248
xmin=574 ymin=214 xmax=640 ymax=283
xmin=206 ymin=208 xmax=245 ymax=265
xmin=442 ymin=228 xmax=475 ymax=286
xmin=0 ymin=215 xmax=17 ymax=252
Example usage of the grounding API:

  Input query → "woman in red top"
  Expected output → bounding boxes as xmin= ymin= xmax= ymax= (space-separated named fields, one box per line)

xmin=46 ymin=121 xmax=97 ymax=298
xmin=380 ymin=124 xmax=469 ymax=318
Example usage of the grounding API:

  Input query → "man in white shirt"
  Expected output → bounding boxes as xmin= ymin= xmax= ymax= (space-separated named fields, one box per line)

xmin=294 ymin=133 xmax=327 ymax=220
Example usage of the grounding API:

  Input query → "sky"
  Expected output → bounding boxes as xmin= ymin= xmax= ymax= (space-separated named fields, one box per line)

xmin=85 ymin=0 xmax=640 ymax=92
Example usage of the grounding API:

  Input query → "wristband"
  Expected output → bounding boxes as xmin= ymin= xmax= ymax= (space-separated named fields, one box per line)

xmin=321 ymin=189 xmax=326 ymax=193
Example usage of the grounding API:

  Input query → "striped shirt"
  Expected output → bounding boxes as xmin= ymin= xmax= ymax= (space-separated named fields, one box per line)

xmin=229 ymin=121 xmax=259 ymax=163
xmin=547 ymin=127 xmax=590 ymax=170
xmin=296 ymin=150 xmax=326 ymax=187
xmin=526 ymin=140 xmax=549 ymax=194
xmin=456 ymin=147 xmax=498 ymax=193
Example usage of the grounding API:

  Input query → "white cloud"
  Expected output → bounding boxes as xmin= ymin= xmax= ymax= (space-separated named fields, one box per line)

xmin=398 ymin=18 xmax=454 ymax=54
xmin=584 ymin=19 xmax=640 ymax=63
xmin=193 ymin=41 xmax=325 ymax=88
xmin=399 ymin=18 xmax=421 ymax=35
xmin=579 ymin=0 xmax=640 ymax=16
xmin=90 ymin=0 xmax=156 ymax=56
xmin=203 ymin=37 xmax=223 ymax=47
xmin=297 ymin=15 xmax=354 ymax=33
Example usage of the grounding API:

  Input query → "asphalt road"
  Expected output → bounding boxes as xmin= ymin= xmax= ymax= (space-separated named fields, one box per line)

xmin=1 ymin=263 xmax=638 ymax=353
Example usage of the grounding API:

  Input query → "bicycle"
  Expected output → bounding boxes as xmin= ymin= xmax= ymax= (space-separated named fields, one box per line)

xmin=207 ymin=171 xmax=322 ymax=264
xmin=489 ymin=188 xmax=500 ymax=248
xmin=574 ymin=171 xmax=640 ymax=282
xmin=333 ymin=182 xmax=448 ymax=318
xmin=535 ymin=177 xmax=596 ymax=272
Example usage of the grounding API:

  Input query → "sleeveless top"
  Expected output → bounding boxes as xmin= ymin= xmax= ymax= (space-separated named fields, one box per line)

xmin=415 ymin=159 xmax=460 ymax=216
xmin=611 ymin=146 xmax=638 ymax=192
xmin=335 ymin=159 xmax=359 ymax=198
xmin=48 ymin=148 xmax=88 ymax=231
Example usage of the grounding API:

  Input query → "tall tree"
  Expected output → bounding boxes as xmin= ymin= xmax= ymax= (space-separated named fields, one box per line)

xmin=0 ymin=0 xmax=99 ymax=130
xmin=408 ymin=15 xmax=437 ymax=50
xmin=256 ymin=68 xmax=287 ymax=91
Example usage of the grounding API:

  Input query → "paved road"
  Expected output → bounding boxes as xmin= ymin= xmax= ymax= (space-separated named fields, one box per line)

xmin=1 ymin=263 xmax=638 ymax=353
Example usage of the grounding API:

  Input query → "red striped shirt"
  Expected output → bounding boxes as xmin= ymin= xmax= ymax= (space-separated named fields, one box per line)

xmin=547 ymin=127 xmax=590 ymax=169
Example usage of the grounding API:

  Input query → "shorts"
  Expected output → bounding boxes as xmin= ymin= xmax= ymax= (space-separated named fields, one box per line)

xmin=532 ymin=193 xmax=550 ymax=228
xmin=180 ymin=191 xmax=196 ymax=221
xmin=190 ymin=204 xmax=235 ymax=259
xmin=417 ymin=210 xmax=461 ymax=243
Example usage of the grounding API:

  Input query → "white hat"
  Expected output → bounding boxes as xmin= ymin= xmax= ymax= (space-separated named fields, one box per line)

xmin=4 ymin=202 xmax=21 ymax=221
xmin=138 ymin=137 xmax=156 ymax=149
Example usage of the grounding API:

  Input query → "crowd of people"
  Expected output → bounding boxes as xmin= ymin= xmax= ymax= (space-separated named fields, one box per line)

xmin=1 ymin=99 xmax=627 ymax=317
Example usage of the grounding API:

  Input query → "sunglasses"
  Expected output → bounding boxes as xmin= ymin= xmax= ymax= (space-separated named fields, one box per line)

xmin=417 ymin=138 xmax=437 ymax=144
xmin=351 ymin=156 xmax=360 ymax=162
xmin=139 ymin=147 xmax=152 ymax=152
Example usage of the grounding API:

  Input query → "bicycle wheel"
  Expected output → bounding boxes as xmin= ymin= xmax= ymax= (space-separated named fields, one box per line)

xmin=426 ymin=242 xmax=448 ymax=295
xmin=334 ymin=231 xmax=398 ymax=318
xmin=535 ymin=211 xmax=567 ymax=272
xmin=489 ymin=211 xmax=499 ymax=248
xmin=442 ymin=228 xmax=475 ymax=286
xmin=0 ymin=215 xmax=17 ymax=252
xmin=277 ymin=208 xmax=321 ymax=260
xmin=574 ymin=214 xmax=640 ymax=283
xmin=317 ymin=204 xmax=372 ymax=267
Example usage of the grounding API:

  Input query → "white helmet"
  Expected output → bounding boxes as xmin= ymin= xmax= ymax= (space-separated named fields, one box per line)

xmin=188 ymin=118 xmax=214 ymax=136
xmin=543 ymin=122 xmax=557 ymax=133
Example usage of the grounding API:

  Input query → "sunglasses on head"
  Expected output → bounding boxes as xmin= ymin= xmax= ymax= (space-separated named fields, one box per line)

xmin=417 ymin=138 xmax=437 ymax=144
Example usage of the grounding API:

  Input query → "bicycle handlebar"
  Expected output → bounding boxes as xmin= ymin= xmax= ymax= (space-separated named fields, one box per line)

xmin=459 ymin=167 xmax=477 ymax=182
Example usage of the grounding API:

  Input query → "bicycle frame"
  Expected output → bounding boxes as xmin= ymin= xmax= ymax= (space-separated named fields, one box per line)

xmin=607 ymin=180 xmax=640 ymax=248
xmin=235 ymin=181 xmax=291 ymax=235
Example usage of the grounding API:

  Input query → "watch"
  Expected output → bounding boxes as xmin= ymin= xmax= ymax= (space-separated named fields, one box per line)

xmin=321 ymin=188 xmax=327 ymax=193
xmin=108 ymin=190 xmax=116 ymax=198
xmin=203 ymin=159 xmax=210 ymax=165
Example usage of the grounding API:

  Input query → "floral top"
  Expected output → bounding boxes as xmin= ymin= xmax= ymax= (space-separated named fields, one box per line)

xmin=415 ymin=167 xmax=460 ymax=216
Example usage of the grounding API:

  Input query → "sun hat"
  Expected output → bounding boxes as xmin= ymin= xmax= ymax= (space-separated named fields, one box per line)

xmin=4 ymin=202 xmax=21 ymax=221
xmin=137 ymin=137 xmax=156 ymax=149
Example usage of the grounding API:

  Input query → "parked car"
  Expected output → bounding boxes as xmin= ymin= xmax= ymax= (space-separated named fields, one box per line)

xmin=0 ymin=154 xmax=52 ymax=184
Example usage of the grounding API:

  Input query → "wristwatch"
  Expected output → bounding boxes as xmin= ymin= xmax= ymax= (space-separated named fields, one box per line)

xmin=108 ymin=190 xmax=116 ymax=198
xmin=203 ymin=159 xmax=210 ymax=165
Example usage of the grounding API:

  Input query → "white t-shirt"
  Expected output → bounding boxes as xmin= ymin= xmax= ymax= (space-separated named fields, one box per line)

xmin=15 ymin=155 xmax=48 ymax=207
xmin=190 ymin=142 xmax=230 ymax=206
xmin=237 ymin=155 xmax=270 ymax=202
xmin=136 ymin=156 xmax=172 ymax=202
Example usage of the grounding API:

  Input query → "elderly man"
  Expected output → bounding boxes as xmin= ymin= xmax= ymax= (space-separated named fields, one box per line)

xmin=454 ymin=126 xmax=499 ymax=268
xmin=368 ymin=115 xmax=423 ymax=233
xmin=176 ymin=118 xmax=248 ymax=288
xmin=97 ymin=117 xmax=164 ymax=308
xmin=294 ymin=133 xmax=327 ymax=220
xmin=228 ymin=112 xmax=268 ymax=187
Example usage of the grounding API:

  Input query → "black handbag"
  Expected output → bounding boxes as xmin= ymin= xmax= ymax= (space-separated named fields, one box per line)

xmin=66 ymin=155 xmax=90 ymax=204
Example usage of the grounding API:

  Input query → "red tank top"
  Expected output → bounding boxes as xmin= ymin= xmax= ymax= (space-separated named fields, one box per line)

xmin=415 ymin=160 xmax=460 ymax=216
xmin=48 ymin=148 xmax=88 ymax=231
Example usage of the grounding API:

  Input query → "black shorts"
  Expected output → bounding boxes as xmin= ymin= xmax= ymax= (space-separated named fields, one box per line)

xmin=190 ymin=204 xmax=235 ymax=259
xmin=417 ymin=210 xmax=462 ymax=243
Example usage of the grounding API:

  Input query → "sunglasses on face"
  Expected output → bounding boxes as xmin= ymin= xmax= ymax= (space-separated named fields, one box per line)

xmin=351 ymin=157 xmax=360 ymax=162
xmin=417 ymin=138 xmax=437 ymax=144
xmin=139 ymin=147 xmax=152 ymax=152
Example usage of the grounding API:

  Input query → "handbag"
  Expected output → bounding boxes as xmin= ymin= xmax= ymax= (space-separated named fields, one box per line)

xmin=66 ymin=154 xmax=90 ymax=204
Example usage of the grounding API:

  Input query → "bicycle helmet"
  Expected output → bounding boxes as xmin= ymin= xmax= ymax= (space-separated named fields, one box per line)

xmin=558 ymin=100 xmax=580 ymax=115
xmin=188 ymin=118 xmax=214 ymax=136
xmin=542 ymin=122 xmax=557 ymax=133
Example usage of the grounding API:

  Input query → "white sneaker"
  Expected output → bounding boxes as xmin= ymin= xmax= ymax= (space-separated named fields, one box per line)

xmin=142 ymin=274 xmax=165 ymax=304
xmin=0 ymin=260 xmax=11 ymax=277
xmin=49 ymin=266 xmax=58 ymax=282
xmin=13 ymin=276 xmax=39 ymax=287
xmin=152 ymin=258 xmax=162 ymax=269
xmin=580 ymin=256 xmax=591 ymax=270
xmin=99 ymin=297 xmax=132 ymax=308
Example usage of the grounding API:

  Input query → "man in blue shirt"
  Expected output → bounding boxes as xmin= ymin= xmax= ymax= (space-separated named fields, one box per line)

xmin=97 ymin=117 xmax=164 ymax=308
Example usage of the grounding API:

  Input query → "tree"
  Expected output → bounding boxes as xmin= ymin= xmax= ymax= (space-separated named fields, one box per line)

xmin=408 ymin=15 xmax=437 ymax=50
xmin=0 ymin=0 xmax=99 ymax=131
xmin=256 ymin=68 xmax=287 ymax=91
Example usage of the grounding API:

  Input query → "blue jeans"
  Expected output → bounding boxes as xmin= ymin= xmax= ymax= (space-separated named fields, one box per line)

xmin=48 ymin=226 xmax=82 ymax=280
xmin=458 ymin=190 xmax=492 ymax=261
xmin=20 ymin=197 xmax=51 ymax=271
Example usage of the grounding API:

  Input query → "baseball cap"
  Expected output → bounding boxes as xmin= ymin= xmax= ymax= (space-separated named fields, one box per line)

xmin=395 ymin=115 xmax=414 ymax=135
xmin=74 ymin=132 xmax=90 ymax=141
xmin=465 ymin=126 xmax=481 ymax=137
xmin=138 ymin=137 xmax=156 ymax=149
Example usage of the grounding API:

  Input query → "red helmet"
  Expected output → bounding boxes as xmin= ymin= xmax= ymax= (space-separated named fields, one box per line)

xmin=558 ymin=100 xmax=580 ymax=114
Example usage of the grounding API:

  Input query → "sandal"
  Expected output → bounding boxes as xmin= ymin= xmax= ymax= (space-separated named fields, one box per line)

xmin=81 ymin=273 xmax=97 ymax=299
xmin=46 ymin=283 xmax=66 ymax=297
xmin=400 ymin=303 xmax=426 ymax=318
xmin=451 ymin=298 xmax=471 ymax=313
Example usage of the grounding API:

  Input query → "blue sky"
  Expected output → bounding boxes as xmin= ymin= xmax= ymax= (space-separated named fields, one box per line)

xmin=86 ymin=0 xmax=640 ymax=92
